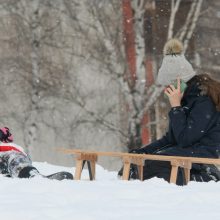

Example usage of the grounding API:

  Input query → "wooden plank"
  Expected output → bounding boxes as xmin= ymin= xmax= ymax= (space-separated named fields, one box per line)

xmin=122 ymin=157 xmax=131 ymax=180
xmin=122 ymin=162 xmax=131 ymax=180
xmin=59 ymin=148 xmax=220 ymax=165
xmin=170 ymin=165 xmax=178 ymax=184
xmin=184 ymin=168 xmax=191 ymax=184
xmin=74 ymin=159 xmax=83 ymax=180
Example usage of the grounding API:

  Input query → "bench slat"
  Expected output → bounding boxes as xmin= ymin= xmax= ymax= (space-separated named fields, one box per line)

xmin=59 ymin=148 xmax=220 ymax=165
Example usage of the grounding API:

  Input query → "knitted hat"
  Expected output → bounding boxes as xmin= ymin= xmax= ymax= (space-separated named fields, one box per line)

xmin=0 ymin=127 xmax=13 ymax=143
xmin=157 ymin=38 xmax=196 ymax=86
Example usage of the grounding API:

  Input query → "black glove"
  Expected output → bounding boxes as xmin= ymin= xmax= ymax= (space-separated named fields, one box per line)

xmin=129 ymin=148 xmax=146 ymax=154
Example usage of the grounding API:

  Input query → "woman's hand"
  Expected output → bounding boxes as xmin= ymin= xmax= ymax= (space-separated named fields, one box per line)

xmin=164 ymin=78 xmax=183 ymax=107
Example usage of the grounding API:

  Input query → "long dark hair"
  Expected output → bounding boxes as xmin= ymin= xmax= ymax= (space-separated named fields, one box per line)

xmin=189 ymin=74 xmax=220 ymax=111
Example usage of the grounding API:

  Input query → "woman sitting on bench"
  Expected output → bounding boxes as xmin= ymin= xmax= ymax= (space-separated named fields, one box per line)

xmin=119 ymin=39 xmax=220 ymax=185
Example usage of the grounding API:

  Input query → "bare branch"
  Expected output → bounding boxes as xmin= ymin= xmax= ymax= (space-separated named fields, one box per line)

xmin=183 ymin=0 xmax=203 ymax=51
xmin=167 ymin=0 xmax=182 ymax=39
xmin=176 ymin=0 xmax=197 ymax=41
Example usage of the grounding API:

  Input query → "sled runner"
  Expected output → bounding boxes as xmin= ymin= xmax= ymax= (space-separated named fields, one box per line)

xmin=60 ymin=148 xmax=220 ymax=185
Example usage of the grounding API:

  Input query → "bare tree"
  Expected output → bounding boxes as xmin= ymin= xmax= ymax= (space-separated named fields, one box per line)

xmin=57 ymin=0 xmax=164 ymax=150
xmin=0 ymin=0 xmax=72 ymax=154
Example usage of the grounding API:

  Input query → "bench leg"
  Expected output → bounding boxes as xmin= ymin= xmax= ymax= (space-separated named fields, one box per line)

xmin=184 ymin=168 xmax=190 ymax=184
xmin=170 ymin=165 xmax=178 ymax=184
xmin=92 ymin=161 xmax=96 ymax=179
xmin=122 ymin=156 xmax=144 ymax=181
xmin=137 ymin=165 xmax=143 ymax=181
xmin=122 ymin=161 xmax=131 ymax=180
xmin=85 ymin=161 xmax=93 ymax=180
xmin=75 ymin=159 xmax=83 ymax=180
xmin=74 ymin=153 xmax=98 ymax=181
xmin=89 ymin=160 xmax=96 ymax=180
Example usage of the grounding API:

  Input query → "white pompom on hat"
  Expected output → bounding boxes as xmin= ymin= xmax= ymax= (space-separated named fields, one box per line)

xmin=157 ymin=38 xmax=196 ymax=86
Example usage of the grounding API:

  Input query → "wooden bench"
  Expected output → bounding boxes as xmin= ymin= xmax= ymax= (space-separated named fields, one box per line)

xmin=60 ymin=148 xmax=220 ymax=185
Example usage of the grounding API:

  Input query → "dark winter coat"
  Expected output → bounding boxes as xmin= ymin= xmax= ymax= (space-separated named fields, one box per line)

xmin=134 ymin=76 xmax=220 ymax=184
xmin=140 ymin=77 xmax=220 ymax=157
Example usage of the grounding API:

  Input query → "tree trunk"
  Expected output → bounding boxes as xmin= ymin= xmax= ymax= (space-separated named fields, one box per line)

xmin=24 ymin=1 xmax=41 ymax=155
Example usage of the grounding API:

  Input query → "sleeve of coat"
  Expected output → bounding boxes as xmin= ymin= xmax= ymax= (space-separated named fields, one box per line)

xmin=168 ymin=96 xmax=216 ymax=147
xmin=134 ymin=133 xmax=171 ymax=154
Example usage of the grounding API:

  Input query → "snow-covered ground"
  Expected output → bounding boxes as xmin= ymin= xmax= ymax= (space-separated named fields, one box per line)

xmin=0 ymin=162 xmax=220 ymax=220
